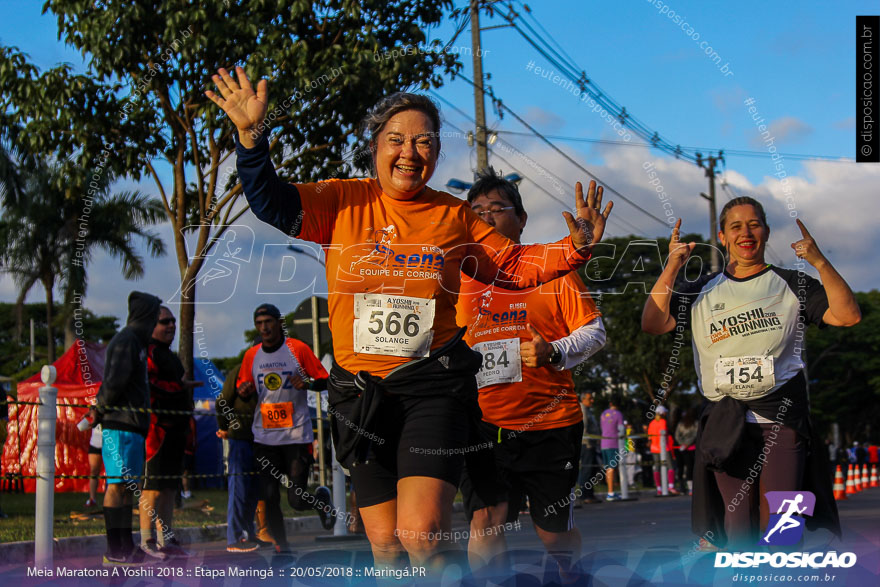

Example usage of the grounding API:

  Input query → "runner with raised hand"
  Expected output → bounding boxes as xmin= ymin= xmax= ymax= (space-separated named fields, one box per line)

xmin=641 ymin=198 xmax=860 ymax=549
xmin=206 ymin=66 xmax=613 ymax=572
xmin=456 ymin=169 xmax=606 ymax=583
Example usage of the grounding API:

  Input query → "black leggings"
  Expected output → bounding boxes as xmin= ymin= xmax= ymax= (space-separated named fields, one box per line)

xmin=253 ymin=442 xmax=317 ymax=546
xmin=713 ymin=422 xmax=805 ymax=548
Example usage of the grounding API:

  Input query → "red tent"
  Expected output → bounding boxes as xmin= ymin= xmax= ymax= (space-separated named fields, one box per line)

xmin=2 ymin=340 xmax=105 ymax=493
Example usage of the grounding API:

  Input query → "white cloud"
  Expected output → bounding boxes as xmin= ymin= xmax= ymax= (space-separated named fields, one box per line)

xmin=748 ymin=116 xmax=813 ymax=148
xmin=5 ymin=139 xmax=876 ymax=360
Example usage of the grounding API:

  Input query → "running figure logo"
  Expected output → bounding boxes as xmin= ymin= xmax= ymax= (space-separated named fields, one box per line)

xmin=760 ymin=491 xmax=816 ymax=546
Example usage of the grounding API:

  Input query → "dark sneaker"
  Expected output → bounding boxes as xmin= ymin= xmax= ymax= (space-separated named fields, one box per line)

xmin=314 ymin=486 xmax=335 ymax=530
xmin=140 ymin=540 xmax=168 ymax=561
xmin=254 ymin=538 xmax=274 ymax=549
xmin=227 ymin=540 xmax=259 ymax=553
xmin=103 ymin=549 xmax=146 ymax=567
xmin=160 ymin=537 xmax=191 ymax=558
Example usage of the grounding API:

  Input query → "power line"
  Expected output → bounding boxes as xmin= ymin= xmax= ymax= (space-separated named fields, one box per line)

xmin=493 ymin=130 xmax=855 ymax=162
xmin=498 ymin=2 xmax=720 ymax=165
xmin=453 ymin=72 xmax=671 ymax=228
xmin=441 ymin=117 xmax=640 ymax=238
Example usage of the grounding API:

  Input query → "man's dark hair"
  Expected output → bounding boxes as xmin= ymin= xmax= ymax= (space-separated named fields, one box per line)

xmin=466 ymin=166 xmax=526 ymax=217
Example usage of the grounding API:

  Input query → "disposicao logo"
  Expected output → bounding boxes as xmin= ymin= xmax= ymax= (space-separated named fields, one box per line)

xmin=761 ymin=490 xmax=815 ymax=546
xmin=713 ymin=491 xmax=857 ymax=569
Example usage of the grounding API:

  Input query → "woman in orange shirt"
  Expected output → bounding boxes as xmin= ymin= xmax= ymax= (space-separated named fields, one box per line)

xmin=207 ymin=67 xmax=613 ymax=571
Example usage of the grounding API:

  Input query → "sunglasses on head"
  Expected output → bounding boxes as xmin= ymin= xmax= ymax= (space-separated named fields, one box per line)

xmin=158 ymin=318 xmax=176 ymax=325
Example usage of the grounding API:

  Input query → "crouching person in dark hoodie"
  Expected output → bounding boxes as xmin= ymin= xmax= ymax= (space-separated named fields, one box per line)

xmin=94 ymin=291 xmax=161 ymax=566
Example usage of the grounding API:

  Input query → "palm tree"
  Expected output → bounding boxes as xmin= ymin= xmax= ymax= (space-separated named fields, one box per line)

xmin=0 ymin=160 xmax=166 ymax=362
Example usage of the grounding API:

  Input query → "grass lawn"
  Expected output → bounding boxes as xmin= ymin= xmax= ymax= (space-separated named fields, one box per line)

xmin=0 ymin=488 xmax=325 ymax=544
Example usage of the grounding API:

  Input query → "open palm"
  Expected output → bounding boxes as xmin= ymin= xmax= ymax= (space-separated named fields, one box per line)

xmin=205 ymin=66 xmax=269 ymax=140
xmin=563 ymin=180 xmax=613 ymax=250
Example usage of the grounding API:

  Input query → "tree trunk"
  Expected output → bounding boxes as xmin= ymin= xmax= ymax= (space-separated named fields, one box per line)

xmin=43 ymin=278 xmax=55 ymax=363
xmin=64 ymin=314 xmax=76 ymax=351
xmin=178 ymin=273 xmax=196 ymax=379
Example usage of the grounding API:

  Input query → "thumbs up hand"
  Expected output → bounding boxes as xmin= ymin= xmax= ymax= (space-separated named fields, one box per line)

xmin=520 ymin=324 xmax=553 ymax=368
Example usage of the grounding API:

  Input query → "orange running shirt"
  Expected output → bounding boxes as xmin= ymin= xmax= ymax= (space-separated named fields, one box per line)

xmin=293 ymin=178 xmax=590 ymax=377
xmin=456 ymin=271 xmax=600 ymax=430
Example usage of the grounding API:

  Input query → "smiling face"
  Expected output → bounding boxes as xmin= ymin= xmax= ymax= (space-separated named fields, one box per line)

xmin=470 ymin=189 xmax=528 ymax=244
xmin=719 ymin=204 xmax=769 ymax=269
xmin=373 ymin=109 xmax=439 ymax=200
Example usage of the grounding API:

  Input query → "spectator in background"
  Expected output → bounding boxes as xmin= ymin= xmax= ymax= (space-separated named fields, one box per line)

xmin=855 ymin=442 xmax=867 ymax=467
xmin=94 ymin=291 xmax=161 ymax=566
xmin=86 ymin=422 xmax=104 ymax=508
xmin=216 ymin=361 xmax=264 ymax=552
xmin=868 ymin=443 xmax=879 ymax=466
xmin=648 ymin=406 xmax=680 ymax=496
xmin=577 ymin=392 xmax=601 ymax=505
xmin=674 ymin=409 xmax=698 ymax=496
xmin=140 ymin=306 xmax=199 ymax=560
xmin=599 ymin=396 xmax=624 ymax=501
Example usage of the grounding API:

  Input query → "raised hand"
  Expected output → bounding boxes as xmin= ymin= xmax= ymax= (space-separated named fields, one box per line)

xmin=520 ymin=324 xmax=553 ymax=368
xmin=205 ymin=66 xmax=269 ymax=147
xmin=563 ymin=180 xmax=614 ymax=250
xmin=791 ymin=219 xmax=825 ymax=267
xmin=668 ymin=218 xmax=696 ymax=268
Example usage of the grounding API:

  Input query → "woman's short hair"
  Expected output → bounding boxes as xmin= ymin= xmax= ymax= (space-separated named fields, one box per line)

xmin=466 ymin=166 xmax=526 ymax=216
xmin=359 ymin=92 xmax=442 ymax=174
xmin=719 ymin=196 xmax=768 ymax=231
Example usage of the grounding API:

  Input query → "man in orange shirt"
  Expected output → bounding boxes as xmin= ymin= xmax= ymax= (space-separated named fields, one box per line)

xmin=457 ymin=170 xmax=607 ymax=582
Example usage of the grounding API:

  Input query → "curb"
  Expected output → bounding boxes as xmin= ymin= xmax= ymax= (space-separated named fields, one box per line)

xmin=0 ymin=503 xmax=464 ymax=566
xmin=0 ymin=516 xmax=326 ymax=566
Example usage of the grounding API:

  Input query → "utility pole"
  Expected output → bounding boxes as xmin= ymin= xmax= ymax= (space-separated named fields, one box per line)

xmin=470 ymin=0 xmax=489 ymax=171
xmin=698 ymin=152 xmax=723 ymax=274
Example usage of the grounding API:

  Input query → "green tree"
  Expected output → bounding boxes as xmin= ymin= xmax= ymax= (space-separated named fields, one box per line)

xmin=806 ymin=290 xmax=880 ymax=443
xmin=573 ymin=233 xmax=713 ymax=406
xmin=0 ymin=161 xmax=165 ymax=362
xmin=0 ymin=302 xmax=118 ymax=379
xmin=4 ymin=0 xmax=461 ymax=376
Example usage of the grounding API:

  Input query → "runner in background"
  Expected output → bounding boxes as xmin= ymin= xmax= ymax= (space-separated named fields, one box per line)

xmin=599 ymin=396 xmax=624 ymax=500
xmin=576 ymin=392 xmax=602 ymax=505
xmin=236 ymin=303 xmax=333 ymax=552
xmin=456 ymin=169 xmax=606 ymax=583
xmin=207 ymin=67 xmax=612 ymax=570
xmin=642 ymin=198 xmax=860 ymax=548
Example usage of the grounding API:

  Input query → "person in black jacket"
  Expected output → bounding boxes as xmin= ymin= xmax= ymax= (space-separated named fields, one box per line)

xmin=94 ymin=291 xmax=161 ymax=566
xmin=139 ymin=306 xmax=199 ymax=560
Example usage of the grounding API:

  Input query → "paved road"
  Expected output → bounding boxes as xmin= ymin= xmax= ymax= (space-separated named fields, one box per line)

xmin=2 ymin=489 xmax=878 ymax=586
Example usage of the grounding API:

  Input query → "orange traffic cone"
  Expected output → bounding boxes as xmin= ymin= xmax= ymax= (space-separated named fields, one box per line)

xmin=861 ymin=465 xmax=869 ymax=489
xmin=833 ymin=466 xmax=847 ymax=500
xmin=853 ymin=466 xmax=862 ymax=492
xmin=845 ymin=468 xmax=856 ymax=495
xmin=870 ymin=465 xmax=878 ymax=488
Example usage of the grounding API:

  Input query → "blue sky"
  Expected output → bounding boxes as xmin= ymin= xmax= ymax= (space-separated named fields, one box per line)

xmin=2 ymin=1 xmax=878 ymax=357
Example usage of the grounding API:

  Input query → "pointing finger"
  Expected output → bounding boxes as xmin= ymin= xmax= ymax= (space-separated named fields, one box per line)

xmin=796 ymin=218 xmax=812 ymax=239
